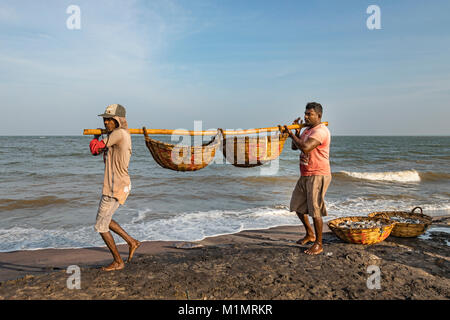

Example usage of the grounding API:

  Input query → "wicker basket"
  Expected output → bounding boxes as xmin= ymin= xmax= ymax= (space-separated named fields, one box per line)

xmin=328 ymin=216 xmax=396 ymax=245
xmin=368 ymin=207 xmax=432 ymax=238
xmin=142 ymin=127 xmax=220 ymax=171
xmin=221 ymin=130 xmax=289 ymax=168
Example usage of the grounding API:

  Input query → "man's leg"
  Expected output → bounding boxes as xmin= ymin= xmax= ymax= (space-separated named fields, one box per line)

xmin=95 ymin=196 xmax=126 ymax=271
xmin=303 ymin=175 xmax=329 ymax=255
xmin=296 ymin=212 xmax=316 ymax=245
xmin=304 ymin=216 xmax=323 ymax=255
xmin=100 ymin=231 xmax=125 ymax=271
xmin=109 ymin=219 xmax=141 ymax=263
xmin=291 ymin=178 xmax=315 ymax=245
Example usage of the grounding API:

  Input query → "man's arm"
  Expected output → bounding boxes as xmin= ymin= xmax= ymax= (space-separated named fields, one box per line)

xmin=284 ymin=125 xmax=320 ymax=154
xmin=292 ymin=135 xmax=320 ymax=153
xmin=291 ymin=130 xmax=301 ymax=150
xmin=289 ymin=117 xmax=302 ymax=150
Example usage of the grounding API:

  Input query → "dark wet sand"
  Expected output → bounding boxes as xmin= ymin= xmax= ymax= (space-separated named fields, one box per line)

xmin=0 ymin=216 xmax=449 ymax=300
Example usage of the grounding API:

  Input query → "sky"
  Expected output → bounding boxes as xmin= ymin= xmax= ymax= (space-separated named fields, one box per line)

xmin=0 ymin=0 xmax=449 ymax=135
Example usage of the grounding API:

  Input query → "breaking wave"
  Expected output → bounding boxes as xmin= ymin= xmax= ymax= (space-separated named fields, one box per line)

xmin=338 ymin=170 xmax=421 ymax=183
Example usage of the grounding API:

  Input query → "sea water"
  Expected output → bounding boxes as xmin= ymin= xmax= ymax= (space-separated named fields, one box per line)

xmin=0 ymin=135 xmax=449 ymax=252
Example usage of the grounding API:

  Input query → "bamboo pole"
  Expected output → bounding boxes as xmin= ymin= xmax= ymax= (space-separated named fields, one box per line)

xmin=83 ymin=122 xmax=328 ymax=136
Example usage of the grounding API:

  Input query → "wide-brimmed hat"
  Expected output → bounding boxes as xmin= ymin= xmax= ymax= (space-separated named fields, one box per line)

xmin=98 ymin=104 xmax=126 ymax=118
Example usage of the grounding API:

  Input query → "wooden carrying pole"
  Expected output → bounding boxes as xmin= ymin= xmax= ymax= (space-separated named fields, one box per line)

xmin=83 ymin=122 xmax=328 ymax=136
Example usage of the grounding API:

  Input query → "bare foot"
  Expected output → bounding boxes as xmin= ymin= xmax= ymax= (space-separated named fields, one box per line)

xmin=101 ymin=261 xmax=125 ymax=272
xmin=304 ymin=243 xmax=323 ymax=255
xmin=126 ymin=240 xmax=141 ymax=263
xmin=296 ymin=234 xmax=316 ymax=245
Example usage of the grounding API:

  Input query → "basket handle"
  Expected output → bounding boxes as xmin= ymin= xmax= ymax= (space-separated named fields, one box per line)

xmin=411 ymin=207 xmax=423 ymax=215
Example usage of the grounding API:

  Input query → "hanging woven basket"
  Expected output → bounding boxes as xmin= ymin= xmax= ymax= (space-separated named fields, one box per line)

xmin=220 ymin=128 xmax=289 ymax=168
xmin=143 ymin=127 xmax=221 ymax=171
xmin=368 ymin=207 xmax=432 ymax=238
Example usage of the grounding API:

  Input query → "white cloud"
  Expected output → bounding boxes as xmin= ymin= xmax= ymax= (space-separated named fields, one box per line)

xmin=0 ymin=0 xmax=199 ymax=87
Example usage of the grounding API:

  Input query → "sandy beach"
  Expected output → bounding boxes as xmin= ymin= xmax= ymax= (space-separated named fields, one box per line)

xmin=0 ymin=216 xmax=449 ymax=300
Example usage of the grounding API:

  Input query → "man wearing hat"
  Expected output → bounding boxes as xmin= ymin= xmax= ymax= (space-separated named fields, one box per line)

xmin=89 ymin=104 xmax=141 ymax=271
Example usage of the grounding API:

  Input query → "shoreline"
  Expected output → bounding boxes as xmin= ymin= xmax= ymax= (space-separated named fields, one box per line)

xmin=0 ymin=223 xmax=312 ymax=282
xmin=0 ymin=216 xmax=449 ymax=299
xmin=2 ymin=208 xmax=449 ymax=255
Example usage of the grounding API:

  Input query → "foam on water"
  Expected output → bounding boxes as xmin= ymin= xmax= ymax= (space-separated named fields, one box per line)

xmin=326 ymin=198 xmax=450 ymax=215
xmin=0 ymin=225 xmax=97 ymax=252
xmin=131 ymin=208 xmax=151 ymax=224
xmin=340 ymin=170 xmax=421 ymax=183
xmin=0 ymin=206 xmax=299 ymax=252
xmin=1 ymin=199 xmax=448 ymax=252
xmin=122 ymin=206 xmax=301 ymax=244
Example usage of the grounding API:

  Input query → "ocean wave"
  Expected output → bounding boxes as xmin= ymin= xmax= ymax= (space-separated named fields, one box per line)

xmin=362 ymin=193 xmax=419 ymax=201
xmin=241 ymin=175 xmax=298 ymax=185
xmin=0 ymin=226 xmax=96 ymax=252
xmin=148 ymin=174 xmax=298 ymax=186
xmin=131 ymin=208 xmax=151 ymax=224
xmin=0 ymin=206 xmax=300 ymax=252
xmin=1 ymin=201 xmax=448 ymax=252
xmin=0 ymin=196 xmax=70 ymax=211
xmin=419 ymin=171 xmax=450 ymax=182
xmin=326 ymin=198 xmax=450 ymax=215
xmin=336 ymin=170 xmax=421 ymax=183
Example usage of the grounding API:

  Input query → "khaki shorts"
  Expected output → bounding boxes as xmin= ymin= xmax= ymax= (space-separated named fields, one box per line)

xmin=289 ymin=175 xmax=331 ymax=218
xmin=95 ymin=195 xmax=120 ymax=233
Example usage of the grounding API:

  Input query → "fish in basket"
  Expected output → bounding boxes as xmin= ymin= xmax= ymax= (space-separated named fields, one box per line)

xmin=368 ymin=206 xmax=432 ymax=237
xmin=327 ymin=216 xmax=396 ymax=245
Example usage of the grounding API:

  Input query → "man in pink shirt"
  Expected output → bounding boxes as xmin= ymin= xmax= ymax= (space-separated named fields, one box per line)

xmin=283 ymin=102 xmax=331 ymax=255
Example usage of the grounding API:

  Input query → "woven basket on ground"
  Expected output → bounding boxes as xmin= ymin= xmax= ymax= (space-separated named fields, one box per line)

xmin=368 ymin=207 xmax=432 ymax=238
xmin=328 ymin=216 xmax=396 ymax=245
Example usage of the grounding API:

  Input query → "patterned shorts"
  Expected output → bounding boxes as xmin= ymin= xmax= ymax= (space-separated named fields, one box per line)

xmin=94 ymin=195 xmax=120 ymax=233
